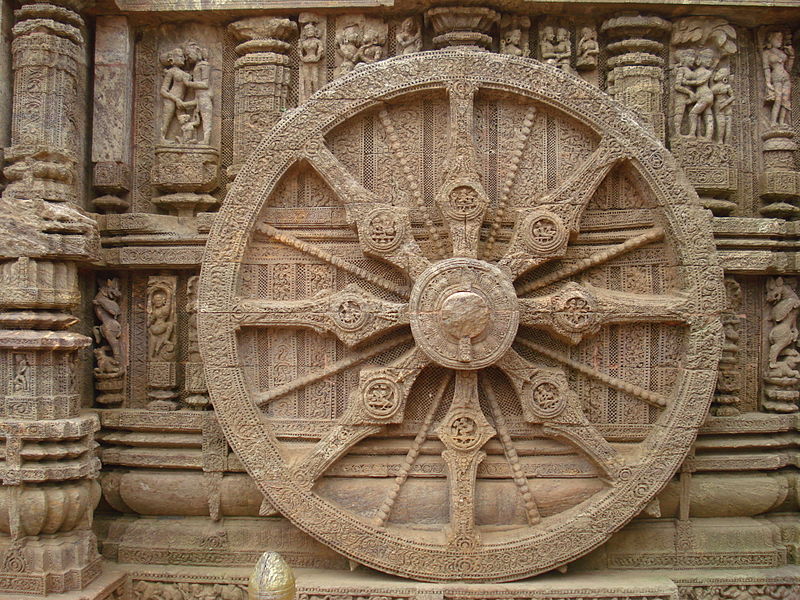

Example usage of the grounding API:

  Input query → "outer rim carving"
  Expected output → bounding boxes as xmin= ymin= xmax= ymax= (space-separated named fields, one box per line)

xmin=199 ymin=50 xmax=723 ymax=583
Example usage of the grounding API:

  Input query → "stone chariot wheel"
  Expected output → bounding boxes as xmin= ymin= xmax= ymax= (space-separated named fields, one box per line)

xmin=199 ymin=51 xmax=723 ymax=582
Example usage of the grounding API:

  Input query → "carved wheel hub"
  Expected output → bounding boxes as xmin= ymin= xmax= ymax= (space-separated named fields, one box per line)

xmin=199 ymin=51 xmax=724 ymax=582
xmin=410 ymin=258 xmax=518 ymax=369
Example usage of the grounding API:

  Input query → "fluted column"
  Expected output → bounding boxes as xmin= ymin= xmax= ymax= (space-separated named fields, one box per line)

xmin=0 ymin=0 xmax=103 ymax=595
xmin=229 ymin=17 xmax=297 ymax=176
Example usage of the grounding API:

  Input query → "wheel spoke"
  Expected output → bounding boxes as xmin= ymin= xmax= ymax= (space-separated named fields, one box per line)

xmin=498 ymin=136 xmax=631 ymax=279
xmin=255 ymin=333 xmax=413 ymax=408
xmin=480 ymin=374 xmax=541 ymax=525
xmin=436 ymin=82 xmax=489 ymax=258
xmin=494 ymin=349 xmax=625 ymax=481
xmin=514 ymin=336 xmax=667 ymax=408
xmin=233 ymin=284 xmax=408 ymax=348
xmin=302 ymin=137 xmax=378 ymax=211
xmin=483 ymin=106 xmax=538 ymax=259
xmin=436 ymin=370 xmax=495 ymax=549
xmin=518 ymin=282 xmax=690 ymax=345
xmin=378 ymin=107 xmax=447 ymax=259
xmin=302 ymin=138 xmax=431 ymax=279
xmin=290 ymin=346 xmax=430 ymax=485
xmin=516 ymin=227 xmax=665 ymax=296
xmin=256 ymin=224 xmax=411 ymax=298
xmin=373 ymin=372 xmax=452 ymax=528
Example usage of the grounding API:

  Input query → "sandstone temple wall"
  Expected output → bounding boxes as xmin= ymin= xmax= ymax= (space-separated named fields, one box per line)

xmin=0 ymin=1 xmax=798 ymax=599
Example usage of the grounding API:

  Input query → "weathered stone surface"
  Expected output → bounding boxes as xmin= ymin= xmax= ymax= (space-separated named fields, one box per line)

xmin=0 ymin=0 xmax=797 ymax=597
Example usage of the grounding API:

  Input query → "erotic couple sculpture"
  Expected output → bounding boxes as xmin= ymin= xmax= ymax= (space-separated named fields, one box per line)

xmin=160 ymin=41 xmax=213 ymax=145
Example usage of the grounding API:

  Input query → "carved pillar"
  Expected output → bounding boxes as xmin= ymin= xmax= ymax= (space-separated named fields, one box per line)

xmin=229 ymin=17 xmax=297 ymax=175
xmin=758 ymin=27 xmax=800 ymax=219
xmin=0 ymin=0 xmax=103 ymax=594
xmin=184 ymin=275 xmax=209 ymax=410
xmin=713 ymin=277 xmax=742 ymax=416
xmin=92 ymin=16 xmax=134 ymax=214
xmin=425 ymin=6 xmax=499 ymax=50
xmin=669 ymin=17 xmax=739 ymax=216
xmin=601 ymin=13 xmax=670 ymax=140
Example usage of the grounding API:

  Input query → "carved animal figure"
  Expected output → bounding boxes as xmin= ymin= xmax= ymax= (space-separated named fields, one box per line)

xmin=93 ymin=347 xmax=119 ymax=374
xmin=93 ymin=278 xmax=124 ymax=365
xmin=766 ymin=276 xmax=800 ymax=369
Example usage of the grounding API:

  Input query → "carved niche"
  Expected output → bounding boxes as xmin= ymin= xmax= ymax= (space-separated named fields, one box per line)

xmin=198 ymin=51 xmax=723 ymax=582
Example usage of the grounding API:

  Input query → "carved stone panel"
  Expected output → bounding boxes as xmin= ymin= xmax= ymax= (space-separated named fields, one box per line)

xmin=199 ymin=51 xmax=723 ymax=582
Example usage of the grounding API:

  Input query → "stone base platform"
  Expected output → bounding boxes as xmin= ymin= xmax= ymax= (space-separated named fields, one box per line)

xmin=1 ymin=564 xmax=127 ymax=600
xmin=113 ymin=564 xmax=800 ymax=600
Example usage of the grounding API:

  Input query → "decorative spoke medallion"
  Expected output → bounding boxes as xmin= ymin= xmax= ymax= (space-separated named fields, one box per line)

xmin=199 ymin=51 xmax=723 ymax=582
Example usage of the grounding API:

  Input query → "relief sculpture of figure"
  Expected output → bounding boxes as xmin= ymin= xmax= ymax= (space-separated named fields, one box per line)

xmin=554 ymin=27 xmax=572 ymax=71
xmin=184 ymin=41 xmax=214 ymax=145
xmin=93 ymin=278 xmax=125 ymax=375
xmin=672 ymin=49 xmax=698 ymax=137
xmin=687 ymin=49 xmax=716 ymax=139
xmin=299 ymin=21 xmax=324 ymax=63
xmin=762 ymin=30 xmax=794 ymax=127
xmin=12 ymin=356 xmax=29 ymax=394
xmin=159 ymin=47 xmax=193 ymax=143
xmin=576 ymin=27 xmax=599 ymax=70
xmin=148 ymin=285 xmax=175 ymax=361
xmin=359 ymin=29 xmax=385 ymax=64
xmin=396 ymin=17 xmax=422 ymax=55
xmin=711 ymin=67 xmax=734 ymax=144
xmin=540 ymin=26 xmax=558 ymax=66
xmin=500 ymin=27 xmax=525 ymax=57
xmin=335 ymin=23 xmax=362 ymax=76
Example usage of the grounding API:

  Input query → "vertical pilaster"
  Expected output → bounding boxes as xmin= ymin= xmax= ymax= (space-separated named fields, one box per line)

xmin=229 ymin=17 xmax=297 ymax=175
xmin=601 ymin=13 xmax=670 ymax=140
xmin=757 ymin=27 xmax=800 ymax=219
xmin=92 ymin=16 xmax=134 ymax=214
xmin=0 ymin=1 xmax=102 ymax=593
